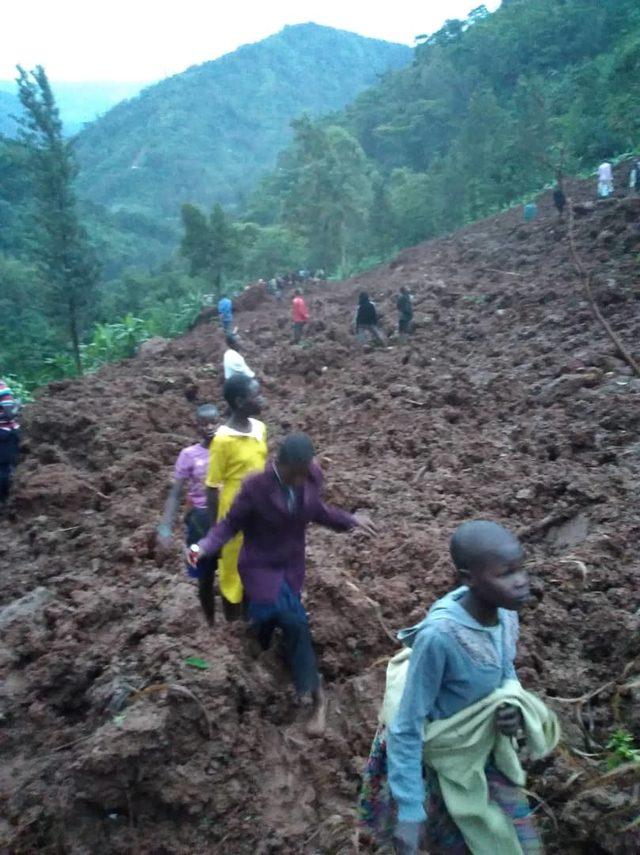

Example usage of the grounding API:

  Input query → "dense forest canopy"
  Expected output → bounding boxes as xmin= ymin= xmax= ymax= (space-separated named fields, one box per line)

xmin=2 ymin=1 xmax=639 ymax=390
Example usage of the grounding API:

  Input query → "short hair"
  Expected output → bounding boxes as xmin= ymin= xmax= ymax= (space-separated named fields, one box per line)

xmin=223 ymin=374 xmax=255 ymax=409
xmin=450 ymin=520 xmax=522 ymax=573
xmin=278 ymin=433 xmax=315 ymax=466
xmin=197 ymin=403 xmax=219 ymax=420
xmin=224 ymin=333 xmax=237 ymax=348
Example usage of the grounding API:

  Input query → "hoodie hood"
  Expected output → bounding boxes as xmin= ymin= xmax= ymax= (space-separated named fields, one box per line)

xmin=397 ymin=586 xmax=507 ymax=648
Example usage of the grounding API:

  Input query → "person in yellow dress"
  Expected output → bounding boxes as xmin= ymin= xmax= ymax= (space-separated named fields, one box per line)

xmin=204 ymin=374 xmax=267 ymax=621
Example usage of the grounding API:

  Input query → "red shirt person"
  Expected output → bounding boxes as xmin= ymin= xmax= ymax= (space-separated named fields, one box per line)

xmin=292 ymin=290 xmax=309 ymax=343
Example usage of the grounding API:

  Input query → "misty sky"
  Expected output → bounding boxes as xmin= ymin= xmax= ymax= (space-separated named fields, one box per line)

xmin=2 ymin=0 xmax=500 ymax=82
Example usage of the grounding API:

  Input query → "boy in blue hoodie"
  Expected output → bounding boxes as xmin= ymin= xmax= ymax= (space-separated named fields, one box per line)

xmin=386 ymin=520 xmax=537 ymax=854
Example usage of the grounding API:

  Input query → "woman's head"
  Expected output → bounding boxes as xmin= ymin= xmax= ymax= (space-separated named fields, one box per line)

xmin=359 ymin=291 xmax=370 ymax=305
xmin=223 ymin=375 xmax=262 ymax=417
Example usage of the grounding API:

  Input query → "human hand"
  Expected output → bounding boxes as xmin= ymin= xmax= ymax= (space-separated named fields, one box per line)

xmin=496 ymin=703 xmax=523 ymax=737
xmin=353 ymin=512 xmax=377 ymax=538
xmin=393 ymin=819 xmax=424 ymax=854
xmin=186 ymin=544 xmax=203 ymax=568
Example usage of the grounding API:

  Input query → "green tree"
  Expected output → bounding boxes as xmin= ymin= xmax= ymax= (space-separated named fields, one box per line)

xmin=281 ymin=118 xmax=373 ymax=270
xmin=16 ymin=65 xmax=100 ymax=373
xmin=240 ymin=225 xmax=307 ymax=280
xmin=180 ymin=202 xmax=240 ymax=296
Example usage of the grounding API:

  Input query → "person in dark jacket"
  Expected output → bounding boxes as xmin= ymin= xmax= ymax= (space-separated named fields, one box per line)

xmin=396 ymin=287 xmax=414 ymax=336
xmin=553 ymin=184 xmax=566 ymax=220
xmin=355 ymin=292 xmax=385 ymax=346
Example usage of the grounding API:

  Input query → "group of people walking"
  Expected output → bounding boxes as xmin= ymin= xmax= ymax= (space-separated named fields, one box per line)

xmin=159 ymin=373 xmax=375 ymax=735
xmin=218 ymin=283 xmax=414 ymax=352
xmin=155 ymin=304 xmax=559 ymax=852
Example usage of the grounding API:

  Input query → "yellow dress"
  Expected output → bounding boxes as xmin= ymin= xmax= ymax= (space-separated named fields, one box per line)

xmin=205 ymin=418 xmax=267 ymax=604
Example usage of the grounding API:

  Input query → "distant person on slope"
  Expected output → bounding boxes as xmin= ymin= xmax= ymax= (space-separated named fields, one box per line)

xmin=292 ymin=289 xmax=310 ymax=344
xmin=597 ymin=161 xmax=614 ymax=198
xmin=396 ymin=286 xmax=414 ymax=337
xmin=157 ymin=403 xmax=220 ymax=587
xmin=188 ymin=433 xmax=376 ymax=737
xmin=0 ymin=378 xmax=21 ymax=511
xmin=223 ymin=334 xmax=255 ymax=381
xmin=553 ymin=183 xmax=566 ymax=220
xmin=203 ymin=374 xmax=267 ymax=621
xmin=218 ymin=295 xmax=234 ymax=334
xmin=355 ymin=292 xmax=385 ymax=346
xmin=629 ymin=159 xmax=640 ymax=194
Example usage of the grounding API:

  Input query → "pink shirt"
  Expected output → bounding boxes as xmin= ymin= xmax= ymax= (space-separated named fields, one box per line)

xmin=292 ymin=296 xmax=309 ymax=323
xmin=174 ymin=443 xmax=209 ymax=509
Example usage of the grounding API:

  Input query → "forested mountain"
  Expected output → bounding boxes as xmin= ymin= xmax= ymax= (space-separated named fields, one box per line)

xmin=72 ymin=24 xmax=411 ymax=217
xmin=0 ymin=80 xmax=146 ymax=135
xmin=249 ymin=0 xmax=640 ymax=266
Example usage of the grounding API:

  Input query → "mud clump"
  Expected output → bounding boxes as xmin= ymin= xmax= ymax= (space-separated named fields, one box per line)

xmin=1 ymin=169 xmax=639 ymax=853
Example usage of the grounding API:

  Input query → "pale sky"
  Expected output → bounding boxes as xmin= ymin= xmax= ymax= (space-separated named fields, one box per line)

xmin=1 ymin=0 xmax=500 ymax=82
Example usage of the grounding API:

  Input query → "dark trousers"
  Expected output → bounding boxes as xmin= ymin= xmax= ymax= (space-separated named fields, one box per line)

xmin=398 ymin=315 xmax=412 ymax=335
xmin=0 ymin=463 xmax=13 ymax=504
xmin=293 ymin=321 xmax=306 ymax=343
xmin=188 ymin=508 xmax=243 ymax=623
xmin=248 ymin=583 xmax=320 ymax=694
xmin=356 ymin=323 xmax=385 ymax=345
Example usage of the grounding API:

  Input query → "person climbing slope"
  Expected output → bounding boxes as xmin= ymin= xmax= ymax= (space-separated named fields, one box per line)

xmin=597 ymin=161 xmax=613 ymax=198
xmin=157 ymin=403 xmax=219 ymax=587
xmin=218 ymin=295 xmax=234 ymax=334
xmin=292 ymin=289 xmax=309 ymax=344
xmin=360 ymin=520 xmax=559 ymax=854
xmin=396 ymin=286 xmax=414 ymax=337
xmin=204 ymin=374 xmax=267 ymax=621
xmin=223 ymin=333 xmax=255 ymax=381
xmin=355 ymin=292 xmax=385 ymax=345
xmin=189 ymin=433 xmax=376 ymax=736
xmin=0 ymin=378 xmax=21 ymax=511
xmin=553 ymin=183 xmax=566 ymax=220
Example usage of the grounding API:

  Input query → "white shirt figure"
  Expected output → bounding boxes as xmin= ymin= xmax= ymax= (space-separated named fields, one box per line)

xmin=597 ymin=162 xmax=614 ymax=197
xmin=223 ymin=348 xmax=255 ymax=380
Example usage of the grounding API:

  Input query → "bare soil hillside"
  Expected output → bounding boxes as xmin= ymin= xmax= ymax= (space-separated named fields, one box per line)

xmin=1 ymin=171 xmax=639 ymax=853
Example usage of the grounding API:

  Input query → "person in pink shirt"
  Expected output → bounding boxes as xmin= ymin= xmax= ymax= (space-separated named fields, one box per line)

xmin=292 ymin=289 xmax=310 ymax=344
xmin=157 ymin=403 xmax=219 ymax=584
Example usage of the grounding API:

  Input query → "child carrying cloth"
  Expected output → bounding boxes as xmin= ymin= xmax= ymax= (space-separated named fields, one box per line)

xmin=359 ymin=520 xmax=560 ymax=854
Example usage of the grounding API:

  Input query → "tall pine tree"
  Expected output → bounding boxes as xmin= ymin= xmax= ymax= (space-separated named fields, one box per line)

xmin=16 ymin=65 xmax=99 ymax=373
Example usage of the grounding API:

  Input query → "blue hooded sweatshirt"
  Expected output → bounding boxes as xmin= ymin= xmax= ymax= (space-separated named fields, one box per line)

xmin=386 ymin=586 xmax=520 ymax=823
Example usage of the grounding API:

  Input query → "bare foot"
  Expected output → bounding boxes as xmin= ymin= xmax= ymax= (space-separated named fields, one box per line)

xmin=305 ymin=688 xmax=327 ymax=737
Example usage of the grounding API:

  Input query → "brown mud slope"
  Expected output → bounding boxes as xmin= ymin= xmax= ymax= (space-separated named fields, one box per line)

xmin=1 ymin=172 xmax=639 ymax=854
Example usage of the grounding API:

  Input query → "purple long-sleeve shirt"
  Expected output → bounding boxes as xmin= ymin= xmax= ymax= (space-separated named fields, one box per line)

xmin=198 ymin=462 xmax=356 ymax=603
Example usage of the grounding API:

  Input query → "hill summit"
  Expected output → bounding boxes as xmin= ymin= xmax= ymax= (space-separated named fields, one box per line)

xmin=73 ymin=23 xmax=411 ymax=218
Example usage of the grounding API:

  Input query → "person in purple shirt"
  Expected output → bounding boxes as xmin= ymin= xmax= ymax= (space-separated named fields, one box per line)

xmin=157 ymin=403 xmax=219 ymax=582
xmin=188 ymin=433 xmax=376 ymax=736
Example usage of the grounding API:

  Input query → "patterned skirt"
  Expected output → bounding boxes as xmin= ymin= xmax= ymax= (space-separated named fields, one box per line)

xmin=357 ymin=727 xmax=542 ymax=853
